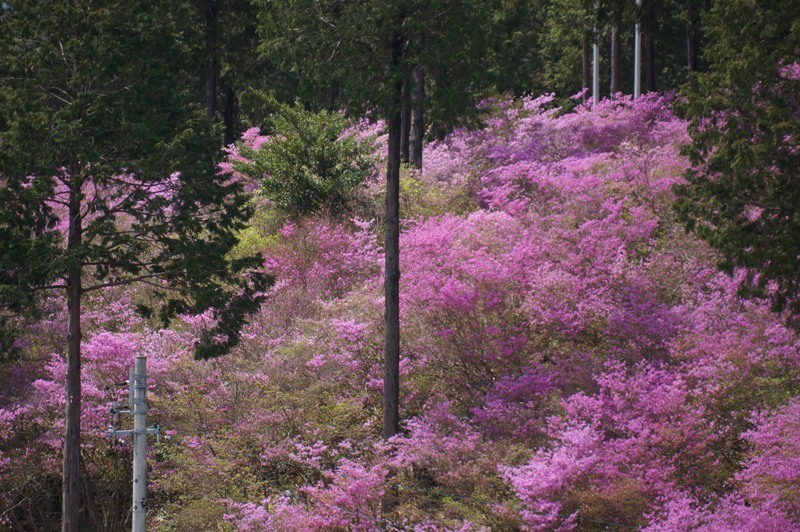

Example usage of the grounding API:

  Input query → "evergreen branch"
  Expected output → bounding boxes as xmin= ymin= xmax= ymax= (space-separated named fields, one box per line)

xmin=83 ymin=270 xmax=181 ymax=292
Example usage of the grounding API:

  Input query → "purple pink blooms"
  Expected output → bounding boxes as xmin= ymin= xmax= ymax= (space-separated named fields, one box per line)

xmin=2 ymin=93 xmax=799 ymax=530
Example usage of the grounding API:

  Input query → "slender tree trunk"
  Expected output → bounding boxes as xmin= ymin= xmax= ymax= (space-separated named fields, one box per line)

xmin=381 ymin=43 xmax=403 ymax=522
xmin=205 ymin=0 xmax=219 ymax=119
xmin=582 ymin=30 xmax=592 ymax=95
xmin=686 ymin=0 xmax=699 ymax=73
xmin=610 ymin=18 xmax=620 ymax=96
xmin=82 ymin=461 xmax=102 ymax=531
xmin=223 ymin=86 xmax=237 ymax=146
xmin=409 ymin=65 xmax=424 ymax=169
xmin=383 ymin=102 xmax=401 ymax=442
xmin=62 ymin=183 xmax=83 ymax=532
xmin=327 ymin=81 xmax=340 ymax=112
xmin=645 ymin=33 xmax=656 ymax=92
xmin=383 ymin=34 xmax=404 ymax=443
xmin=400 ymin=74 xmax=410 ymax=164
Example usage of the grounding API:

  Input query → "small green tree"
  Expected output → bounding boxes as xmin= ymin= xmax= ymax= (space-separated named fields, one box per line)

xmin=233 ymin=102 xmax=377 ymax=218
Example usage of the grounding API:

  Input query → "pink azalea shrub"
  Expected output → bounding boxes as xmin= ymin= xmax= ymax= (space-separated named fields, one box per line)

xmin=3 ymin=93 xmax=800 ymax=530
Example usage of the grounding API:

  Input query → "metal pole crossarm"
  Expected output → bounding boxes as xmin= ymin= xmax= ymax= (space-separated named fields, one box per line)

xmin=132 ymin=357 xmax=147 ymax=532
xmin=107 ymin=426 xmax=160 ymax=438
xmin=104 ymin=357 xmax=163 ymax=532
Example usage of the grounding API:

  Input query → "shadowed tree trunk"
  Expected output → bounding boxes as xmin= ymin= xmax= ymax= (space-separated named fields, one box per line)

xmin=380 ymin=25 xmax=405 ymax=518
xmin=687 ymin=0 xmax=699 ymax=73
xmin=409 ymin=65 xmax=424 ymax=169
xmin=383 ymin=27 xmax=404 ymax=445
xmin=204 ymin=0 xmax=220 ymax=119
xmin=327 ymin=81 xmax=340 ymax=112
xmin=223 ymin=86 xmax=237 ymax=146
xmin=400 ymin=73 xmax=410 ymax=163
xmin=62 ymin=172 xmax=83 ymax=532
xmin=645 ymin=32 xmax=656 ymax=91
xmin=610 ymin=17 xmax=620 ymax=95
xmin=582 ymin=30 xmax=592 ymax=95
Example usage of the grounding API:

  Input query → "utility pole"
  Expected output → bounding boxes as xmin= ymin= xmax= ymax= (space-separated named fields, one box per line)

xmin=593 ymin=1 xmax=600 ymax=106
xmin=107 ymin=357 xmax=160 ymax=532
xmin=131 ymin=357 xmax=147 ymax=532
xmin=634 ymin=0 xmax=642 ymax=98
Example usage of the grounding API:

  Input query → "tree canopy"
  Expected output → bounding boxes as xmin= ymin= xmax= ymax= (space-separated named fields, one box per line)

xmin=0 ymin=1 xmax=269 ymax=528
xmin=676 ymin=0 xmax=800 ymax=321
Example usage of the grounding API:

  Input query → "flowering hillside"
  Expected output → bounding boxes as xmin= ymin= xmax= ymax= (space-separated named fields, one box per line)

xmin=2 ymin=94 xmax=800 ymax=530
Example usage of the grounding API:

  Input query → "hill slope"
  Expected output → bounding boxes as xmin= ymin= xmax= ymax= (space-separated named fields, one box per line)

xmin=2 ymin=94 xmax=800 ymax=530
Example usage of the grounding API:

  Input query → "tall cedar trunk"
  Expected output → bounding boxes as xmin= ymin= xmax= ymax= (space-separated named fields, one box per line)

xmin=686 ymin=0 xmax=699 ymax=73
xmin=582 ymin=31 xmax=592 ymax=94
xmin=400 ymin=73 xmax=410 ymax=164
xmin=62 ymin=183 xmax=82 ymax=532
xmin=223 ymin=86 xmax=237 ymax=146
xmin=383 ymin=91 xmax=402 ymax=441
xmin=205 ymin=1 xmax=219 ymax=119
xmin=409 ymin=65 xmax=424 ymax=169
xmin=610 ymin=18 xmax=620 ymax=96
xmin=645 ymin=33 xmax=656 ymax=91
xmin=383 ymin=36 xmax=404 ymax=442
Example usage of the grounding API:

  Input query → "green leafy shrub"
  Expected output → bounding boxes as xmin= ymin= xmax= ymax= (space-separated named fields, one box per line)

xmin=232 ymin=103 xmax=379 ymax=218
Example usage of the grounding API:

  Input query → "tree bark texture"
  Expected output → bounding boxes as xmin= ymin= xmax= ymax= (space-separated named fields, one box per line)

xmin=610 ymin=18 xmax=620 ymax=95
xmin=582 ymin=31 xmax=592 ymax=93
xmin=383 ymin=34 xmax=404 ymax=442
xmin=383 ymin=101 xmax=401 ymax=440
xmin=645 ymin=33 xmax=656 ymax=92
xmin=62 ymin=185 xmax=83 ymax=532
xmin=409 ymin=65 xmax=424 ymax=169
xmin=223 ymin=86 xmax=237 ymax=146
xmin=205 ymin=1 xmax=220 ymax=119
xmin=400 ymin=74 xmax=411 ymax=164
xmin=686 ymin=0 xmax=699 ymax=73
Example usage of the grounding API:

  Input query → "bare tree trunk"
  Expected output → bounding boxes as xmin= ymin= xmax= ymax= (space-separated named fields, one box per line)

xmin=400 ymin=74 xmax=410 ymax=164
xmin=409 ymin=65 xmax=424 ymax=169
xmin=62 ymin=182 xmax=83 ymax=532
xmin=645 ymin=33 xmax=656 ymax=92
xmin=582 ymin=30 xmax=592 ymax=95
xmin=686 ymin=0 xmax=699 ymax=73
xmin=81 ymin=460 xmax=102 ymax=531
xmin=223 ymin=87 xmax=237 ymax=146
xmin=610 ymin=18 xmax=620 ymax=96
xmin=204 ymin=0 xmax=219 ymax=119
xmin=327 ymin=81 xmax=340 ymax=112
xmin=383 ymin=91 xmax=401 ymax=442
xmin=383 ymin=33 xmax=403 ymax=444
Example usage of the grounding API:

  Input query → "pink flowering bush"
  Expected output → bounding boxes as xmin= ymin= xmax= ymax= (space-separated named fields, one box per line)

xmin=226 ymin=459 xmax=387 ymax=531
xmin=4 ymin=92 xmax=800 ymax=530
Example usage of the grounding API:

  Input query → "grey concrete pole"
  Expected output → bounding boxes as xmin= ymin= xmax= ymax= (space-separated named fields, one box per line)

xmin=634 ymin=0 xmax=642 ymax=98
xmin=132 ymin=356 xmax=147 ymax=532
xmin=593 ymin=40 xmax=600 ymax=106
xmin=593 ymin=3 xmax=600 ymax=106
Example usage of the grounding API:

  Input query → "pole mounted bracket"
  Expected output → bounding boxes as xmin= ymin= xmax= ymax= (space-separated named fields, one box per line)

xmin=104 ymin=358 xmax=162 ymax=532
xmin=106 ymin=423 xmax=161 ymax=443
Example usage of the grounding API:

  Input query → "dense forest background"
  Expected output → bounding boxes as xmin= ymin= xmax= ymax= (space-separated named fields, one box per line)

xmin=2 ymin=0 xmax=800 ymax=530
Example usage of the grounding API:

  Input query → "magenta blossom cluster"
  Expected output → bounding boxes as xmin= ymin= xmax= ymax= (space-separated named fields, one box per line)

xmin=3 ymin=93 xmax=799 ymax=530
